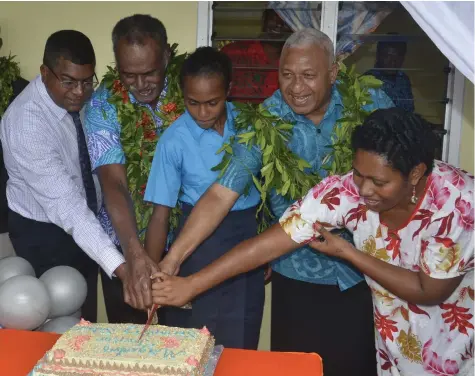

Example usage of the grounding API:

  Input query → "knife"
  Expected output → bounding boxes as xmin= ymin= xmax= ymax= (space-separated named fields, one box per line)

xmin=138 ymin=303 xmax=159 ymax=342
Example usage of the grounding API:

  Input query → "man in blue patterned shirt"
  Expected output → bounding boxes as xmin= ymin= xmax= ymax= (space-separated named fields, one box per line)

xmin=158 ymin=29 xmax=393 ymax=376
xmin=84 ymin=15 xmax=171 ymax=323
xmin=366 ymin=38 xmax=415 ymax=112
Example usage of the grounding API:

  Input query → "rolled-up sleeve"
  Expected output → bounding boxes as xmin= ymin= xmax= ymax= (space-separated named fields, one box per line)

xmin=218 ymin=140 xmax=263 ymax=195
xmin=279 ymin=175 xmax=352 ymax=244
xmin=9 ymin=105 xmax=124 ymax=277
xmin=144 ymin=137 xmax=182 ymax=207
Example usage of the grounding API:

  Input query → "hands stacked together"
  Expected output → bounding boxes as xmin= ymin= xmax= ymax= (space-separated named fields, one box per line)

xmin=117 ymin=224 xmax=357 ymax=311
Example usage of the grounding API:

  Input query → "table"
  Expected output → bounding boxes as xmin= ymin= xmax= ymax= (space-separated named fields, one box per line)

xmin=0 ymin=329 xmax=323 ymax=376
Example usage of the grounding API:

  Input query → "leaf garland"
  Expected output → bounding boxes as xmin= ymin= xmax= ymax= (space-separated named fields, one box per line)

xmin=0 ymin=54 xmax=21 ymax=116
xmin=215 ymin=62 xmax=383 ymax=232
xmin=101 ymin=44 xmax=187 ymax=241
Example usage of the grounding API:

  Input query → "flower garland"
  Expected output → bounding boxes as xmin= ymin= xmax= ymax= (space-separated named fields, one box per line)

xmin=101 ymin=44 xmax=187 ymax=240
xmin=216 ymin=63 xmax=383 ymax=232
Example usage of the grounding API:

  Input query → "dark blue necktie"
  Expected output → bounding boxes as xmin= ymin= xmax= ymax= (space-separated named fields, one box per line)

xmin=69 ymin=112 xmax=98 ymax=215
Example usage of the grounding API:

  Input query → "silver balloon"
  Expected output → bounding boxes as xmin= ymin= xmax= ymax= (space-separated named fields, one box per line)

xmin=70 ymin=308 xmax=82 ymax=319
xmin=0 ymin=275 xmax=51 ymax=330
xmin=0 ymin=256 xmax=35 ymax=285
xmin=39 ymin=266 xmax=87 ymax=318
xmin=39 ymin=316 xmax=80 ymax=334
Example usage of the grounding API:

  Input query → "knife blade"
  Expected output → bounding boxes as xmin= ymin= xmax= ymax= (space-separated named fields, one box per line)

xmin=138 ymin=303 xmax=159 ymax=342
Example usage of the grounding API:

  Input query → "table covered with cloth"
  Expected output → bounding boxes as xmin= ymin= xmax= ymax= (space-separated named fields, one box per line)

xmin=0 ymin=329 xmax=323 ymax=376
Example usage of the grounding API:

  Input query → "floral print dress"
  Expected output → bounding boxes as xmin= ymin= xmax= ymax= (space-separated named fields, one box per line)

xmin=280 ymin=161 xmax=474 ymax=376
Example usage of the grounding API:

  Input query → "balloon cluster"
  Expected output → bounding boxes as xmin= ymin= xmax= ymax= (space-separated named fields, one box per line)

xmin=0 ymin=256 xmax=87 ymax=334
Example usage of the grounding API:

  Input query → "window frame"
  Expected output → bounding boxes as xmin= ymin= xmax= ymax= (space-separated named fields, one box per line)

xmin=196 ymin=1 xmax=465 ymax=167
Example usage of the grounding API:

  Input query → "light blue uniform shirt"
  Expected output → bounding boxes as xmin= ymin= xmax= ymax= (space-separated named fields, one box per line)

xmin=218 ymin=86 xmax=394 ymax=290
xmin=145 ymin=102 xmax=260 ymax=210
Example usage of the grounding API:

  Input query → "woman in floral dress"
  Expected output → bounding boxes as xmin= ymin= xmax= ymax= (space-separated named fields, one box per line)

xmin=152 ymin=108 xmax=474 ymax=376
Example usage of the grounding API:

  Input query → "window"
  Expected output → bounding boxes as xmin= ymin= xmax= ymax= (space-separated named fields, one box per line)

xmin=197 ymin=1 xmax=465 ymax=164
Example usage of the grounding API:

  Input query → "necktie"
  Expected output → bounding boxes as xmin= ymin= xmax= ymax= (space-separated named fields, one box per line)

xmin=69 ymin=112 xmax=98 ymax=215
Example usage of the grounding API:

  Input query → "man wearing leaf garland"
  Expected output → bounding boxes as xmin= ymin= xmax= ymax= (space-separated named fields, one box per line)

xmin=84 ymin=14 xmax=182 ymax=322
xmin=157 ymin=29 xmax=394 ymax=376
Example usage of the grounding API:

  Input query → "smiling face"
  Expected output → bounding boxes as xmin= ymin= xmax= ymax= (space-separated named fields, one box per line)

xmin=40 ymin=58 xmax=95 ymax=112
xmin=183 ymin=74 xmax=228 ymax=133
xmin=115 ymin=37 xmax=169 ymax=107
xmin=352 ymin=149 xmax=417 ymax=213
xmin=279 ymin=44 xmax=338 ymax=124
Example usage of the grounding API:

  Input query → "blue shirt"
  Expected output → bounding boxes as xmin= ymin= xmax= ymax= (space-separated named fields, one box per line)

xmin=145 ymin=102 xmax=260 ymax=210
xmin=84 ymin=81 xmax=169 ymax=245
xmin=218 ymin=86 xmax=394 ymax=290
xmin=365 ymin=69 xmax=415 ymax=112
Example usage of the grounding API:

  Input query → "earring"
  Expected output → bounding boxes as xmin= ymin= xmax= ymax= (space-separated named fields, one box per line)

xmin=410 ymin=185 xmax=418 ymax=204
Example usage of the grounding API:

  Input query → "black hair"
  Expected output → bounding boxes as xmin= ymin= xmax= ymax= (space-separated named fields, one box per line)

xmin=112 ymin=14 xmax=168 ymax=56
xmin=351 ymin=108 xmax=437 ymax=177
xmin=43 ymin=30 xmax=95 ymax=68
xmin=376 ymin=33 xmax=407 ymax=57
xmin=179 ymin=47 xmax=232 ymax=92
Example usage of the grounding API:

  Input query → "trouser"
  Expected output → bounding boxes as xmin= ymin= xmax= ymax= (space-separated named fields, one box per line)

xmin=271 ymin=272 xmax=377 ymax=376
xmin=8 ymin=210 xmax=146 ymax=324
xmin=161 ymin=204 xmax=265 ymax=350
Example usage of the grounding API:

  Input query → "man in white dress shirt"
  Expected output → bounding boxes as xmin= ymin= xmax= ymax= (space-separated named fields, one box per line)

xmin=0 ymin=30 xmax=128 ymax=322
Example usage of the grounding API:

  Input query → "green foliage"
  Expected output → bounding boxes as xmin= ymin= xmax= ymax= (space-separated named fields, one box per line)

xmin=0 ymin=54 xmax=21 ymax=116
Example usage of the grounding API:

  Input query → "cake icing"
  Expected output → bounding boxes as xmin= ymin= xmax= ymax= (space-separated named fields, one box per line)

xmin=31 ymin=320 xmax=215 ymax=376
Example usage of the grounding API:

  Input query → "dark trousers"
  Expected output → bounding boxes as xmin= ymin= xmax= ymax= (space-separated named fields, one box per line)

xmin=8 ymin=210 xmax=146 ymax=324
xmin=161 ymin=204 xmax=265 ymax=350
xmin=271 ymin=272 xmax=377 ymax=376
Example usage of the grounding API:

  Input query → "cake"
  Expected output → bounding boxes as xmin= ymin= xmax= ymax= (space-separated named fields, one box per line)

xmin=31 ymin=319 xmax=215 ymax=376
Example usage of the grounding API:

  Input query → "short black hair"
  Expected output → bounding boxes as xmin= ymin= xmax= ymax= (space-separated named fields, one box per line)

xmin=180 ymin=47 xmax=232 ymax=92
xmin=112 ymin=14 xmax=168 ymax=56
xmin=43 ymin=30 xmax=95 ymax=68
xmin=351 ymin=108 xmax=437 ymax=177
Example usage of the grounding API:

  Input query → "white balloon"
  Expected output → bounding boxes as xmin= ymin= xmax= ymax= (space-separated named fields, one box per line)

xmin=0 ymin=275 xmax=51 ymax=330
xmin=0 ymin=256 xmax=35 ymax=285
xmin=39 ymin=266 xmax=87 ymax=318
xmin=39 ymin=316 xmax=80 ymax=334
xmin=70 ymin=308 xmax=82 ymax=319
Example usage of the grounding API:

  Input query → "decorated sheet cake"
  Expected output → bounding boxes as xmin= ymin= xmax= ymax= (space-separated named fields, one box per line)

xmin=30 ymin=319 xmax=215 ymax=376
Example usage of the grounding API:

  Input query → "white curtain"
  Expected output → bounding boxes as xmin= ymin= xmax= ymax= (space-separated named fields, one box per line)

xmin=401 ymin=1 xmax=474 ymax=83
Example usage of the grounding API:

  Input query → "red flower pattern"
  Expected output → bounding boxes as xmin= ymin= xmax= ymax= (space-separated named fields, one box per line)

xmin=312 ymin=175 xmax=340 ymax=199
xmin=454 ymin=194 xmax=474 ymax=230
xmin=341 ymin=174 xmax=360 ymax=203
xmin=439 ymin=163 xmax=466 ymax=190
xmin=427 ymin=174 xmax=451 ymax=210
xmin=422 ymin=339 xmax=460 ymax=375
xmin=162 ymin=102 xmax=178 ymax=113
xmin=412 ymin=209 xmax=434 ymax=240
xmin=440 ymin=301 xmax=474 ymax=335
xmin=344 ymin=204 xmax=368 ymax=230
xmin=374 ymin=308 xmax=398 ymax=342
xmin=385 ymin=231 xmax=401 ymax=260
xmin=321 ymin=187 xmax=340 ymax=211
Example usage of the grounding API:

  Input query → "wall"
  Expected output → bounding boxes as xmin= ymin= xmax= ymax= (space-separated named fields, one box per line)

xmin=0 ymin=1 xmax=198 ymax=79
xmin=460 ymin=79 xmax=474 ymax=174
